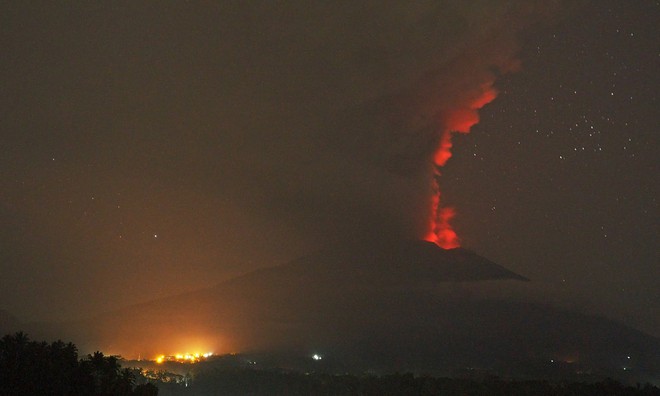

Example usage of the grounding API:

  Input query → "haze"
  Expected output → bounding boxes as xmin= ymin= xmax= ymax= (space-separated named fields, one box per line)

xmin=0 ymin=0 xmax=657 ymax=340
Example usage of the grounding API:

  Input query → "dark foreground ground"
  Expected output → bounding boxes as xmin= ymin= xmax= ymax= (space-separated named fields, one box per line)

xmin=155 ymin=368 xmax=660 ymax=396
xmin=3 ymin=332 xmax=660 ymax=395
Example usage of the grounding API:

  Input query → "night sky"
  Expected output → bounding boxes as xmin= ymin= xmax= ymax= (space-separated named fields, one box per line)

xmin=1 ymin=1 xmax=658 ymax=337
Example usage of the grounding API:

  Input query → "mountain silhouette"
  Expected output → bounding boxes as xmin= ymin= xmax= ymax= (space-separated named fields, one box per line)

xmin=57 ymin=239 xmax=659 ymax=380
xmin=277 ymin=239 xmax=529 ymax=283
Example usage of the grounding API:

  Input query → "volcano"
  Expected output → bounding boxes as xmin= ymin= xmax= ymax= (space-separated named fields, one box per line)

xmin=279 ymin=239 xmax=529 ymax=284
xmin=52 ymin=239 xmax=659 ymax=380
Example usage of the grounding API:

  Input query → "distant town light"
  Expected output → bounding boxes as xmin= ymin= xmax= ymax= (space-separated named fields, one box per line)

xmin=312 ymin=354 xmax=322 ymax=361
xmin=153 ymin=352 xmax=214 ymax=364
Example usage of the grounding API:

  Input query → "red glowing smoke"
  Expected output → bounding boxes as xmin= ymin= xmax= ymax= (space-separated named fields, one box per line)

xmin=425 ymin=83 xmax=499 ymax=249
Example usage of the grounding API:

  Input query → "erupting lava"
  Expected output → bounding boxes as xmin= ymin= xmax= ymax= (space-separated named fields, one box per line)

xmin=425 ymin=83 xmax=499 ymax=249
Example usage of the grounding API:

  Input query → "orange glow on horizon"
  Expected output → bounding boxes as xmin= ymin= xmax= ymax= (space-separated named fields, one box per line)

xmin=153 ymin=351 xmax=214 ymax=364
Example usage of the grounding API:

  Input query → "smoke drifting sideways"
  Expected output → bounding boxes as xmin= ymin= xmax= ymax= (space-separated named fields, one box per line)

xmin=223 ymin=1 xmax=564 ymax=248
xmin=421 ymin=49 xmax=520 ymax=248
xmin=257 ymin=1 xmax=540 ymax=249
xmin=0 ymin=1 xmax=568 ymax=321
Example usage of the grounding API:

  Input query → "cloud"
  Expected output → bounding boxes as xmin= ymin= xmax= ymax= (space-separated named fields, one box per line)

xmin=0 ymin=1 xmax=565 ymax=318
xmin=205 ymin=1 xmax=552 ymax=244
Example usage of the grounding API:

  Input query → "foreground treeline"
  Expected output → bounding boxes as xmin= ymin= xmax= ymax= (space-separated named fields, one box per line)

xmin=2 ymin=332 xmax=659 ymax=396
xmin=0 ymin=332 xmax=157 ymax=396
xmin=161 ymin=368 xmax=660 ymax=396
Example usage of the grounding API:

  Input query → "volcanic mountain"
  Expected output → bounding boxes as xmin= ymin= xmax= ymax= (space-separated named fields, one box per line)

xmin=62 ymin=239 xmax=659 ymax=380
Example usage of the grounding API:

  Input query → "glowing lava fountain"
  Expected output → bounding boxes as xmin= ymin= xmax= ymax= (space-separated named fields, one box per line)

xmin=425 ymin=84 xmax=498 ymax=249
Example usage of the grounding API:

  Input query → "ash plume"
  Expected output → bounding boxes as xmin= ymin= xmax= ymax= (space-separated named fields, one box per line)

xmin=0 ymin=1 xmax=567 ymax=319
xmin=239 ymin=1 xmax=556 ymax=247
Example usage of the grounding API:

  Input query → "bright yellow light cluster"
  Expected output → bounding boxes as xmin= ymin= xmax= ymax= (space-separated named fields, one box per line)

xmin=154 ymin=352 xmax=214 ymax=364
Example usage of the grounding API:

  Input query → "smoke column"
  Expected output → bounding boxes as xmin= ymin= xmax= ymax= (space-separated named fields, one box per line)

xmin=418 ymin=51 xmax=519 ymax=249
xmin=426 ymin=84 xmax=499 ymax=248
xmin=404 ymin=3 xmax=563 ymax=249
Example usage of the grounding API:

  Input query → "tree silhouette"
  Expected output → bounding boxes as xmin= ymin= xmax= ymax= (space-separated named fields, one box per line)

xmin=0 ymin=332 xmax=158 ymax=396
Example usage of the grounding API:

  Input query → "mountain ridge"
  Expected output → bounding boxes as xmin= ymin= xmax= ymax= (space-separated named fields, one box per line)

xmin=21 ymin=239 xmax=660 ymax=381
